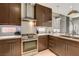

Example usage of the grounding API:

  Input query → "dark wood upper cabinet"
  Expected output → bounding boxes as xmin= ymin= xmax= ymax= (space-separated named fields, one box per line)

xmin=38 ymin=35 xmax=48 ymax=52
xmin=0 ymin=4 xmax=9 ymax=25
xmin=34 ymin=4 xmax=43 ymax=26
xmin=0 ymin=3 xmax=21 ymax=25
xmin=9 ymin=3 xmax=21 ymax=25
xmin=34 ymin=4 xmax=52 ymax=26
xmin=44 ymin=7 xmax=52 ymax=22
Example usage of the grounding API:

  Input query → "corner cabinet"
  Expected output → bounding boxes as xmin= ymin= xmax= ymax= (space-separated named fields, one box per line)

xmin=34 ymin=4 xmax=52 ymax=26
xmin=38 ymin=35 xmax=48 ymax=52
xmin=48 ymin=36 xmax=66 ymax=56
xmin=48 ymin=35 xmax=79 ymax=56
xmin=0 ymin=3 xmax=21 ymax=25
xmin=0 ymin=38 xmax=21 ymax=56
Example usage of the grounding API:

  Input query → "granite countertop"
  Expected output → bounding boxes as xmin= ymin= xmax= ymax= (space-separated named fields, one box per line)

xmin=0 ymin=35 xmax=21 ymax=40
xmin=50 ymin=34 xmax=79 ymax=42
xmin=37 ymin=33 xmax=49 ymax=36
xmin=37 ymin=33 xmax=79 ymax=42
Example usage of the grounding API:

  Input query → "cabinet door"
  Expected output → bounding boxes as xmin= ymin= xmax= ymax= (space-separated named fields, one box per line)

xmin=35 ymin=4 xmax=44 ymax=26
xmin=55 ymin=38 xmax=66 ymax=56
xmin=67 ymin=45 xmax=79 ymax=56
xmin=0 ymin=39 xmax=21 ymax=56
xmin=0 ymin=4 xmax=9 ymax=25
xmin=42 ymin=7 xmax=52 ymax=27
xmin=48 ymin=8 xmax=52 ymax=21
xmin=38 ymin=36 xmax=48 ymax=52
xmin=9 ymin=3 xmax=21 ymax=25
xmin=0 ymin=43 xmax=11 ymax=56
xmin=34 ymin=4 xmax=52 ymax=26
xmin=44 ymin=7 xmax=52 ymax=22
xmin=10 ymin=39 xmax=21 ymax=56
xmin=66 ymin=40 xmax=79 ymax=56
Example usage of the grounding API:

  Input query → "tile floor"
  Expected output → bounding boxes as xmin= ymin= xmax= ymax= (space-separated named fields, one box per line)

xmin=34 ymin=49 xmax=56 ymax=56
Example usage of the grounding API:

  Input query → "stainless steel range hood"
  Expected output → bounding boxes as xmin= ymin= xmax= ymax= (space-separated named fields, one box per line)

xmin=21 ymin=3 xmax=35 ymax=20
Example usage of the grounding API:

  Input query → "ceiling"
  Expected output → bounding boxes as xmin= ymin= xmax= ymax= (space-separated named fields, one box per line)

xmin=39 ymin=3 xmax=79 ymax=16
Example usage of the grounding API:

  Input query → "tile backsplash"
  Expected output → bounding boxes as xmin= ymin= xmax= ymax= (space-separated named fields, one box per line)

xmin=0 ymin=25 xmax=21 ymax=36
xmin=2 ymin=27 xmax=16 ymax=33
xmin=36 ymin=26 xmax=52 ymax=34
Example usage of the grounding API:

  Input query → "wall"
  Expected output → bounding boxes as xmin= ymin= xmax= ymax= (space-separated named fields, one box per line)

xmin=21 ymin=3 xmax=36 ymax=34
xmin=21 ymin=3 xmax=26 ymax=19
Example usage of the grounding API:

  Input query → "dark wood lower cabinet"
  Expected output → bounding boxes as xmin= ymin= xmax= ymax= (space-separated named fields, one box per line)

xmin=48 ymin=36 xmax=66 ymax=56
xmin=38 ymin=35 xmax=48 ymax=52
xmin=55 ymin=38 xmax=66 ymax=56
xmin=48 ymin=36 xmax=56 ymax=54
xmin=48 ymin=35 xmax=79 ymax=56
xmin=0 ymin=38 xmax=21 ymax=56
xmin=67 ymin=45 xmax=79 ymax=56
xmin=66 ymin=40 xmax=79 ymax=56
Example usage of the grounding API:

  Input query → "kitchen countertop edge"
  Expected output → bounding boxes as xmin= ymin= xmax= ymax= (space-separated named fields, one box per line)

xmin=38 ymin=34 xmax=79 ymax=42
xmin=0 ymin=35 xmax=21 ymax=40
